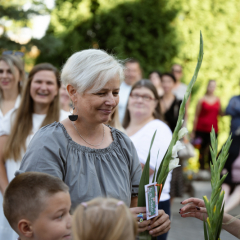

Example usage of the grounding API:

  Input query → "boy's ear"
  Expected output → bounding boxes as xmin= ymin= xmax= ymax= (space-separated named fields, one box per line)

xmin=18 ymin=219 xmax=33 ymax=238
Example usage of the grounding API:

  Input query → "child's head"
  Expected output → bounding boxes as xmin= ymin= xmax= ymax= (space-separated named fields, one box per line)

xmin=72 ymin=198 xmax=137 ymax=240
xmin=3 ymin=172 xmax=72 ymax=240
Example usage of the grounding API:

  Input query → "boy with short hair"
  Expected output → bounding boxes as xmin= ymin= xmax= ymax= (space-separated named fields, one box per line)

xmin=3 ymin=172 xmax=72 ymax=240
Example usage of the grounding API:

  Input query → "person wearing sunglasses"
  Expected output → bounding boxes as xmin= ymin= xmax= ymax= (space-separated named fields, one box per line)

xmin=0 ymin=53 xmax=25 ymax=136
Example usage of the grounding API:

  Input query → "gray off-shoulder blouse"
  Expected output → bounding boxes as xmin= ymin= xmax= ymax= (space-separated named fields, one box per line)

xmin=18 ymin=122 xmax=142 ymax=209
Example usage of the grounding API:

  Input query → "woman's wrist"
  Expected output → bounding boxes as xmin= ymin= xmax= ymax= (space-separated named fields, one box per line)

xmin=222 ymin=213 xmax=232 ymax=227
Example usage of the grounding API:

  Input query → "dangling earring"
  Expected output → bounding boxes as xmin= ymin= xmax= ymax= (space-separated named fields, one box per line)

xmin=69 ymin=104 xmax=78 ymax=121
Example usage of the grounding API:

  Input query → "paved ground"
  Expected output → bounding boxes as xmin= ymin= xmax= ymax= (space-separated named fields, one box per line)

xmin=168 ymin=182 xmax=239 ymax=240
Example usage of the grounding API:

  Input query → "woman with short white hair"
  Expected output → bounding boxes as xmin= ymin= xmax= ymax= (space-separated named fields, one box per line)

xmin=18 ymin=49 xmax=170 ymax=237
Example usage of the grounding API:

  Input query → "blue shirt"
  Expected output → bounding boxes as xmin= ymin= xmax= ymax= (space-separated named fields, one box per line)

xmin=225 ymin=95 xmax=240 ymax=135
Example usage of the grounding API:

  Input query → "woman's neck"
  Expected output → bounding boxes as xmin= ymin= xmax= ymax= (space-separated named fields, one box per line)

xmin=206 ymin=92 xmax=214 ymax=97
xmin=163 ymin=91 xmax=175 ymax=99
xmin=2 ymin=88 xmax=19 ymax=101
xmin=173 ymin=81 xmax=181 ymax=89
xmin=33 ymin=103 xmax=50 ymax=115
xmin=74 ymin=118 xmax=104 ymax=138
xmin=127 ymin=115 xmax=154 ymax=134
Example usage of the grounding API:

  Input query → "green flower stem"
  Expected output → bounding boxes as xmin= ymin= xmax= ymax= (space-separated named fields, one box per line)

xmin=156 ymin=31 xmax=204 ymax=190
xmin=137 ymin=32 xmax=204 ymax=240
xmin=203 ymin=128 xmax=232 ymax=240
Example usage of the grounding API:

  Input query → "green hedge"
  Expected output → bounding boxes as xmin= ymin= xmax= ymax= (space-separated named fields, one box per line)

xmin=35 ymin=0 xmax=179 ymax=75
xmin=34 ymin=0 xmax=240 ymax=147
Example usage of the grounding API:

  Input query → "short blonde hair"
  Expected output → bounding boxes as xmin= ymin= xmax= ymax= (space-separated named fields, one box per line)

xmin=61 ymin=49 xmax=124 ymax=94
xmin=73 ymin=198 xmax=137 ymax=240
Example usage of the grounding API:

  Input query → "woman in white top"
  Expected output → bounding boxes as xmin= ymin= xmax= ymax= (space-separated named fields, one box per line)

xmin=123 ymin=79 xmax=172 ymax=240
xmin=0 ymin=54 xmax=25 ymax=136
xmin=0 ymin=63 xmax=68 ymax=240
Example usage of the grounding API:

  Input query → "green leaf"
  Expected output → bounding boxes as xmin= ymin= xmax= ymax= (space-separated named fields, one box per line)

xmin=156 ymin=31 xmax=204 ymax=191
xmin=138 ymin=231 xmax=152 ymax=240
xmin=137 ymin=130 xmax=157 ymax=207
xmin=216 ymin=205 xmax=224 ymax=240
xmin=202 ymin=127 xmax=232 ymax=240
xmin=203 ymin=218 xmax=209 ymax=240
xmin=152 ymin=149 xmax=160 ymax=183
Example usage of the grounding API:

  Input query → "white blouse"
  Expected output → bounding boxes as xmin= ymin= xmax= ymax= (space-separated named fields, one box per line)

xmin=6 ymin=110 xmax=68 ymax=181
xmin=0 ymin=95 xmax=21 ymax=136
xmin=129 ymin=119 xmax=173 ymax=201
xmin=0 ymin=110 xmax=69 ymax=240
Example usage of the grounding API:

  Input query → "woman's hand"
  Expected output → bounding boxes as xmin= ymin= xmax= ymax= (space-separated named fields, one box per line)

xmin=130 ymin=207 xmax=171 ymax=236
xmin=130 ymin=207 xmax=151 ymax=233
xmin=180 ymin=197 xmax=208 ymax=221
xmin=148 ymin=209 xmax=171 ymax=237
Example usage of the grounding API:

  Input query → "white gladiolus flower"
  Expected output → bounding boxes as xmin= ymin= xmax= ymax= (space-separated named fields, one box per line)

xmin=169 ymin=158 xmax=181 ymax=172
xmin=178 ymin=127 xmax=188 ymax=140
xmin=172 ymin=140 xmax=185 ymax=158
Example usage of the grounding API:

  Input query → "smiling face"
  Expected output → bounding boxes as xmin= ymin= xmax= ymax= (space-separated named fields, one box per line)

xmin=128 ymin=87 xmax=157 ymax=120
xmin=70 ymin=77 xmax=120 ymax=124
xmin=0 ymin=60 xmax=20 ymax=92
xmin=161 ymin=75 xmax=175 ymax=94
xmin=31 ymin=192 xmax=72 ymax=240
xmin=30 ymin=70 xmax=58 ymax=108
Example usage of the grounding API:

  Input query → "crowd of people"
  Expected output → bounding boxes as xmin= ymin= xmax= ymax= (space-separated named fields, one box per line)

xmin=0 ymin=49 xmax=239 ymax=240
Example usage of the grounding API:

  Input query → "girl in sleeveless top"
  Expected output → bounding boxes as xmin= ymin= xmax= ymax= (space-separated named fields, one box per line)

xmin=192 ymin=80 xmax=223 ymax=170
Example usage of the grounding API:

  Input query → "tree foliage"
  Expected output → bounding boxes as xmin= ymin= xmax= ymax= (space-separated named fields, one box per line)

xmin=12 ymin=0 xmax=240 ymax=146
xmin=0 ymin=0 xmax=49 ymax=52
xmin=172 ymin=0 xmax=240 ymax=145
xmin=35 ymin=0 xmax=179 ymax=74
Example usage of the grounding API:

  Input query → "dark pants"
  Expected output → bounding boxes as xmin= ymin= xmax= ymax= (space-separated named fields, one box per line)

xmin=157 ymin=199 xmax=171 ymax=240
xmin=195 ymin=131 xmax=218 ymax=169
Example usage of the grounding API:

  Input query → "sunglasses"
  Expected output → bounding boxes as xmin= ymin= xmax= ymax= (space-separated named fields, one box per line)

xmin=2 ymin=50 xmax=24 ymax=57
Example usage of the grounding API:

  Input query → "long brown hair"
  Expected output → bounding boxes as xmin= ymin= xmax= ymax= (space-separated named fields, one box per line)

xmin=72 ymin=198 xmax=137 ymax=240
xmin=0 ymin=54 xmax=25 ymax=97
xmin=122 ymin=79 xmax=163 ymax=129
xmin=4 ymin=63 xmax=61 ymax=162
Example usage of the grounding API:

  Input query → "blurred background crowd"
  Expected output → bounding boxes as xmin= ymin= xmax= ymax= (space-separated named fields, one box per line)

xmin=1 ymin=0 xmax=240 ymax=239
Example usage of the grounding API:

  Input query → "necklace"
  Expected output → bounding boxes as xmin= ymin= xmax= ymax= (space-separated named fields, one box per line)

xmin=71 ymin=122 xmax=105 ymax=147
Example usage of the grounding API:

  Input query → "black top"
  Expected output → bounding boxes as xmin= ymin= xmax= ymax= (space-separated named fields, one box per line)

xmin=223 ymin=134 xmax=240 ymax=184
xmin=162 ymin=96 xmax=182 ymax=132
